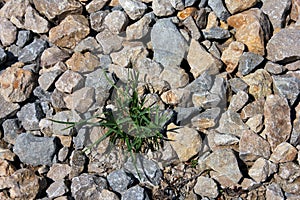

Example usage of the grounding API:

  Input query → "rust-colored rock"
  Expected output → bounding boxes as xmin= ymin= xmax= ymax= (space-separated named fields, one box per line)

xmin=177 ymin=7 xmax=197 ymax=20
xmin=227 ymin=8 xmax=271 ymax=55
xmin=225 ymin=0 xmax=258 ymax=14
xmin=221 ymin=41 xmax=245 ymax=73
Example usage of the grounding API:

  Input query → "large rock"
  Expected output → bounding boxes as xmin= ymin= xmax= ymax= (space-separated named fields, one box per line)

xmin=49 ymin=15 xmax=90 ymax=49
xmin=266 ymin=29 xmax=300 ymax=63
xmin=96 ymin=29 xmax=123 ymax=54
xmin=104 ymin=10 xmax=128 ymax=34
xmin=40 ymin=46 xmax=70 ymax=68
xmin=225 ymin=0 xmax=258 ymax=14
xmin=227 ymin=8 xmax=271 ymax=55
xmin=269 ymin=142 xmax=298 ymax=163
xmin=151 ymin=19 xmax=188 ymax=68
xmin=248 ymin=157 xmax=277 ymax=183
xmin=238 ymin=52 xmax=264 ymax=76
xmin=264 ymin=95 xmax=292 ymax=150
xmin=0 ymin=17 xmax=17 ymax=46
xmin=13 ymin=133 xmax=57 ymax=166
xmin=0 ymin=0 xmax=29 ymax=21
xmin=64 ymin=87 xmax=95 ymax=113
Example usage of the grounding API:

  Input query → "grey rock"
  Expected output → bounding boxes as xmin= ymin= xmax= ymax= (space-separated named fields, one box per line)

xmin=266 ymin=183 xmax=285 ymax=200
xmin=86 ymin=0 xmax=109 ymax=13
xmin=249 ymin=157 xmax=277 ymax=183
xmin=203 ymin=27 xmax=231 ymax=40
xmin=121 ymin=185 xmax=150 ymax=200
xmin=52 ymin=110 xmax=81 ymax=136
xmin=278 ymin=162 xmax=300 ymax=183
xmin=151 ymin=19 xmax=188 ymax=68
xmin=99 ymin=54 xmax=112 ymax=68
xmin=205 ymin=149 xmax=242 ymax=183
xmin=69 ymin=150 xmax=87 ymax=178
xmin=262 ymin=0 xmax=292 ymax=29
xmin=17 ymin=102 xmax=44 ymax=131
xmin=169 ymin=0 xmax=184 ymax=10
xmin=74 ymin=37 xmax=102 ymax=54
xmin=186 ymin=71 xmax=213 ymax=93
xmin=0 ymin=94 xmax=20 ymax=120
xmin=0 ymin=17 xmax=17 ymax=46
xmin=124 ymin=155 xmax=162 ymax=185
xmin=71 ymin=173 xmax=107 ymax=199
xmin=194 ymin=176 xmax=219 ymax=198
xmin=183 ymin=16 xmax=201 ymax=40
xmin=39 ymin=70 xmax=63 ymax=91
xmin=152 ymin=0 xmax=175 ymax=17
xmin=192 ymin=91 xmax=221 ymax=109
xmin=208 ymin=0 xmax=231 ymax=21
xmin=272 ymin=74 xmax=300 ymax=105
xmin=159 ymin=66 xmax=189 ymax=88
xmin=64 ymin=87 xmax=95 ymax=113
xmin=55 ymin=70 xmax=84 ymax=94
xmin=265 ymin=61 xmax=284 ymax=75
xmin=2 ymin=118 xmax=21 ymax=145
xmin=16 ymin=30 xmax=32 ymax=48
xmin=229 ymin=78 xmax=248 ymax=93
xmin=19 ymin=39 xmax=48 ymax=63
xmin=228 ymin=91 xmax=249 ymax=112
xmin=23 ymin=6 xmax=50 ymax=34
xmin=175 ymin=107 xmax=201 ymax=125
xmin=266 ymin=29 xmax=300 ymax=63
xmin=13 ymin=133 xmax=57 ymax=166
xmin=119 ymin=0 xmax=147 ymax=20
xmin=46 ymin=180 xmax=69 ymax=199
xmin=90 ymin=10 xmax=109 ymax=32
xmin=134 ymin=57 xmax=163 ymax=82
xmin=199 ymin=0 xmax=208 ymax=8
xmin=104 ymin=10 xmax=128 ymax=34
xmin=194 ymin=8 xmax=207 ymax=29
xmin=7 ymin=44 xmax=21 ymax=58
xmin=191 ymin=107 xmax=221 ymax=130
xmin=0 ymin=48 xmax=6 ymax=64
xmin=126 ymin=14 xmax=153 ymax=40
xmin=209 ymin=42 xmax=221 ymax=59
xmin=51 ymin=89 xmax=67 ymax=109
xmin=210 ymin=132 xmax=239 ymax=146
xmin=96 ymin=29 xmax=123 ymax=54
xmin=185 ymin=0 xmax=197 ymax=7
xmin=107 ymin=169 xmax=134 ymax=193
xmin=238 ymin=52 xmax=265 ymax=76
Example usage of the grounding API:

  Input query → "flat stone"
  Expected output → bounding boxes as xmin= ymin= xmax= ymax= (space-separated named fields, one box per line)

xmin=248 ymin=157 xmax=277 ymax=183
xmin=238 ymin=52 xmax=264 ymax=76
xmin=17 ymin=102 xmax=44 ymax=131
xmin=23 ymin=6 xmax=49 ymax=33
xmin=89 ymin=10 xmax=108 ymax=32
xmin=265 ymin=62 xmax=284 ymax=75
xmin=242 ymin=69 xmax=272 ymax=100
xmin=205 ymin=149 xmax=243 ymax=183
xmin=187 ymin=39 xmax=222 ymax=78
xmin=167 ymin=124 xmax=202 ymax=162
xmin=0 ymin=95 xmax=20 ymax=120
xmin=210 ymin=132 xmax=239 ymax=147
xmin=229 ymin=77 xmax=248 ymax=93
xmin=104 ymin=10 xmax=128 ymax=34
xmin=119 ymin=0 xmax=147 ymax=20
xmin=123 ymin=155 xmax=162 ymax=185
xmin=40 ymin=46 xmax=70 ymax=68
xmin=246 ymin=114 xmax=264 ymax=133
xmin=51 ymin=110 xmax=81 ymax=136
xmin=221 ymin=41 xmax=245 ymax=73
xmin=266 ymin=183 xmax=285 ymax=200
xmin=0 ymin=66 xmax=36 ymax=103
xmin=126 ymin=14 xmax=153 ymax=40
xmin=194 ymin=176 xmax=219 ymax=198
xmin=239 ymin=129 xmax=271 ymax=162
xmin=208 ymin=0 xmax=231 ymax=21
xmin=264 ymin=95 xmax=292 ymax=150
xmin=64 ymin=87 xmax=95 ymax=113
xmin=202 ymin=27 xmax=231 ymax=40
xmin=46 ymin=180 xmax=69 ymax=199
xmin=225 ymin=0 xmax=258 ymax=14
xmin=49 ymin=15 xmax=90 ymax=49
xmin=66 ymin=52 xmax=100 ymax=73
xmin=266 ymin=29 xmax=300 ymax=62
xmin=121 ymin=185 xmax=150 ymax=200
xmin=96 ymin=29 xmax=123 ymax=54
xmin=47 ymin=163 xmax=71 ymax=181
xmin=191 ymin=107 xmax=221 ymax=130
xmin=151 ymin=19 xmax=188 ymax=68
xmin=71 ymin=173 xmax=107 ymax=199
xmin=55 ymin=70 xmax=84 ymax=94
xmin=19 ymin=39 xmax=48 ymax=63
xmin=107 ymin=169 xmax=134 ymax=193
xmin=32 ymin=0 xmax=82 ymax=20
xmin=39 ymin=70 xmax=64 ymax=91
xmin=278 ymin=162 xmax=300 ymax=182
xmin=262 ymin=0 xmax=292 ymax=30
xmin=74 ymin=37 xmax=102 ymax=54
xmin=152 ymin=0 xmax=175 ymax=17
xmin=270 ymin=142 xmax=298 ymax=163
xmin=86 ymin=0 xmax=109 ymax=13
xmin=227 ymin=8 xmax=271 ymax=55
xmin=272 ymin=73 xmax=300 ymax=105
xmin=159 ymin=66 xmax=189 ymax=89
xmin=228 ymin=90 xmax=248 ymax=112
xmin=0 ymin=17 xmax=17 ymax=46
xmin=13 ymin=133 xmax=57 ymax=166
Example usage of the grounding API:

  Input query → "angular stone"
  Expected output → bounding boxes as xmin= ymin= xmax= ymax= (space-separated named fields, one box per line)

xmin=13 ymin=133 xmax=57 ymax=166
xmin=290 ymin=0 xmax=300 ymax=21
xmin=74 ymin=37 xmax=102 ymax=54
xmin=40 ymin=46 xmax=70 ymax=68
xmin=64 ymin=87 xmax=95 ymax=113
xmin=159 ymin=66 xmax=189 ymax=89
xmin=104 ymin=10 xmax=128 ymax=34
xmin=51 ymin=89 xmax=67 ymax=109
xmin=47 ymin=163 xmax=71 ymax=181
xmin=266 ymin=29 xmax=300 ymax=62
xmin=151 ymin=19 xmax=188 ymax=68
xmin=86 ymin=0 xmax=109 ymax=13
xmin=122 ymin=185 xmax=150 ymax=200
xmin=239 ymin=129 xmax=271 ymax=161
xmin=265 ymin=62 xmax=284 ymax=75
xmin=229 ymin=77 xmax=248 ymax=93
xmin=46 ymin=180 xmax=69 ymax=199
xmin=0 ymin=66 xmax=36 ymax=103
xmin=99 ymin=189 xmax=119 ymax=200
xmin=39 ymin=70 xmax=64 ymax=91
xmin=225 ymin=0 xmax=258 ymax=14
xmin=17 ymin=102 xmax=44 ymax=131
xmin=71 ymin=173 xmax=107 ymax=199
xmin=264 ymin=95 xmax=292 ymax=150
xmin=152 ymin=0 xmax=175 ymax=17
xmin=51 ymin=110 xmax=81 ymax=136
xmin=174 ymin=107 xmax=201 ymax=125
xmin=123 ymin=155 xmax=162 ymax=185
xmin=246 ymin=114 xmax=264 ymax=133
xmin=203 ymin=27 xmax=231 ymax=40
xmin=0 ymin=17 xmax=17 ymax=46
xmin=89 ymin=10 xmax=109 ymax=32
xmin=177 ymin=7 xmax=198 ymax=20
xmin=169 ymin=0 xmax=184 ymax=10
xmin=194 ymin=176 xmax=219 ymax=198
xmin=69 ymin=150 xmax=87 ymax=178
xmin=55 ymin=70 xmax=84 ymax=94
xmin=266 ymin=183 xmax=285 ymax=200
xmin=290 ymin=103 xmax=300 ymax=146
xmin=0 ymin=159 xmax=15 ymax=177
xmin=242 ymin=69 xmax=272 ymax=100
xmin=96 ymin=29 xmax=123 ymax=54
xmin=278 ymin=162 xmax=300 ymax=182
xmin=33 ymin=0 xmax=82 ymax=20
xmin=187 ymin=39 xmax=222 ymax=78
xmin=16 ymin=30 xmax=31 ymax=48
xmin=49 ymin=15 xmax=90 ymax=49
xmin=205 ymin=149 xmax=242 ymax=183
xmin=107 ymin=169 xmax=134 ymax=193
xmin=119 ymin=0 xmax=147 ymax=20
xmin=161 ymin=89 xmax=192 ymax=107
xmin=238 ymin=52 xmax=264 ymax=76
xmin=262 ymin=0 xmax=292 ymax=30
xmin=241 ymin=98 xmax=265 ymax=120
xmin=227 ymin=8 xmax=271 ymax=55
xmin=210 ymin=132 xmax=239 ymax=147
xmin=0 ymin=0 xmax=29 ymax=21
xmin=19 ymin=39 xmax=48 ymax=63
xmin=228 ymin=91 xmax=248 ymax=112
xmin=0 ymin=95 xmax=20 ymax=120
xmin=126 ymin=14 xmax=153 ymax=40
xmin=134 ymin=57 xmax=163 ymax=82
xmin=208 ymin=0 xmax=231 ymax=21
xmin=23 ymin=6 xmax=49 ymax=33
xmin=269 ymin=142 xmax=297 ymax=163
xmin=285 ymin=60 xmax=300 ymax=71
xmin=191 ymin=107 xmax=221 ymax=130
xmin=248 ymin=157 xmax=277 ymax=183
xmin=2 ymin=119 xmax=21 ymax=145
xmin=66 ymin=52 xmax=100 ymax=73
xmin=0 ymin=48 xmax=6 ymax=64
xmin=182 ymin=16 xmax=201 ymax=40
xmin=221 ymin=41 xmax=245 ymax=73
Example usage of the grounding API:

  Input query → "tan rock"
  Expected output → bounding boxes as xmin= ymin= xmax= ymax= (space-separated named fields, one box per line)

xmin=47 ymin=163 xmax=72 ymax=181
xmin=194 ymin=176 xmax=219 ymax=198
xmin=23 ymin=6 xmax=49 ymax=33
xmin=177 ymin=7 xmax=198 ymax=20
xmin=66 ymin=52 xmax=100 ymax=73
xmin=246 ymin=114 xmax=264 ymax=133
xmin=64 ymin=87 xmax=95 ymax=113
xmin=0 ymin=0 xmax=29 ymax=21
xmin=248 ymin=157 xmax=277 ymax=183
xmin=160 ymin=89 xmax=191 ymax=106
xmin=225 ymin=0 xmax=258 ymax=14
xmin=291 ymin=0 xmax=300 ymax=21
xmin=40 ymin=46 xmax=70 ymax=68
xmin=0 ymin=159 xmax=15 ymax=176
xmin=0 ymin=17 xmax=17 ymax=46
xmin=206 ymin=12 xmax=219 ymax=29
xmin=55 ymin=70 xmax=84 ymax=94
xmin=221 ymin=41 xmax=245 ymax=73
xmin=49 ymin=15 xmax=90 ymax=49
xmin=227 ymin=8 xmax=271 ymax=55
xmin=270 ymin=142 xmax=298 ymax=163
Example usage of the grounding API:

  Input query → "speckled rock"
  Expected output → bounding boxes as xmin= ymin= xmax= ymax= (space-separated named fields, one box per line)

xmin=0 ymin=0 xmax=30 ymax=21
xmin=17 ymin=102 xmax=44 ymax=131
xmin=18 ymin=38 xmax=48 ymax=63
xmin=96 ymin=29 xmax=123 ymax=54
xmin=47 ymin=163 xmax=72 ymax=181
xmin=246 ymin=114 xmax=264 ymax=133
xmin=221 ymin=41 xmax=245 ymax=73
xmin=104 ymin=10 xmax=128 ymax=34
xmin=64 ymin=87 xmax=95 ymax=113
xmin=39 ymin=70 xmax=64 ymax=91
xmin=122 ymin=185 xmax=149 ymax=200
xmin=55 ymin=70 xmax=84 ymax=94
xmin=51 ymin=110 xmax=81 ymax=136
xmin=46 ymin=180 xmax=69 ymax=199
xmin=152 ymin=0 xmax=175 ymax=17
xmin=208 ymin=0 xmax=231 ymax=21
xmin=228 ymin=90 xmax=248 ymax=112
xmin=159 ymin=66 xmax=189 ymax=89
xmin=194 ymin=176 xmax=219 ymax=198
xmin=86 ymin=0 xmax=109 ymax=13
xmin=248 ymin=157 xmax=277 ymax=183
xmin=225 ymin=0 xmax=258 ymax=14
xmin=23 ymin=6 xmax=50 ymax=34
xmin=40 ymin=46 xmax=69 ymax=68
xmin=0 ymin=95 xmax=20 ymax=120
xmin=119 ymin=0 xmax=147 ymax=20
xmin=107 ymin=169 xmax=134 ymax=193
xmin=66 ymin=52 xmax=100 ymax=73
xmin=126 ymin=14 xmax=153 ymax=40
xmin=74 ymin=37 xmax=102 ymax=53
xmin=202 ymin=27 xmax=231 ymax=40
xmin=0 ymin=17 xmax=17 ymax=46
xmin=270 ymin=142 xmax=298 ymax=163
xmin=265 ymin=62 xmax=284 ymax=75
xmin=278 ymin=162 xmax=300 ymax=183
xmin=191 ymin=107 xmax=221 ymax=130
xmin=2 ymin=118 xmax=21 ymax=144
xmin=182 ymin=16 xmax=202 ymax=40
xmin=229 ymin=77 xmax=248 ymax=93
xmin=89 ymin=10 xmax=108 ymax=32
xmin=266 ymin=183 xmax=285 ymax=200
xmin=238 ymin=52 xmax=264 ymax=76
